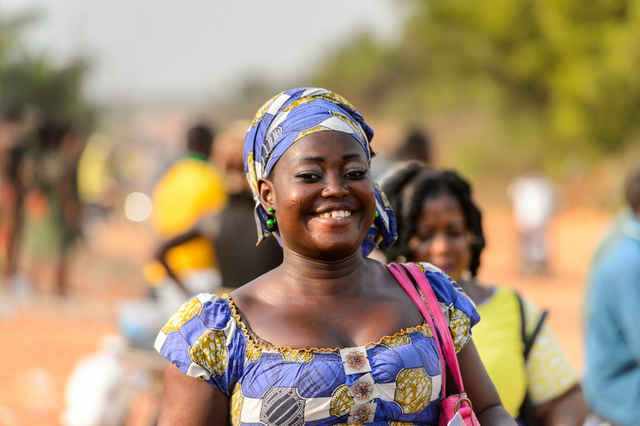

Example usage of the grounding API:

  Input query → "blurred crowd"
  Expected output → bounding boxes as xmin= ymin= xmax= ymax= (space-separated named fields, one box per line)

xmin=2 ymin=104 xmax=638 ymax=426
xmin=0 ymin=106 xmax=94 ymax=299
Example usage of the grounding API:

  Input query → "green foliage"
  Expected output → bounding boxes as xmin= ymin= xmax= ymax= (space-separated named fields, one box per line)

xmin=0 ymin=9 xmax=94 ymax=128
xmin=313 ymin=0 xmax=640 ymax=176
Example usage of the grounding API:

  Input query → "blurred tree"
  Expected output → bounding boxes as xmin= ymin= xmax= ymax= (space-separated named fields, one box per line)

xmin=313 ymin=0 xmax=640 ymax=173
xmin=0 ymin=8 xmax=94 ymax=128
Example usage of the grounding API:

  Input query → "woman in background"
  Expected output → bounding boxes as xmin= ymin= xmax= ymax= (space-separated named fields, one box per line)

xmin=380 ymin=161 xmax=587 ymax=425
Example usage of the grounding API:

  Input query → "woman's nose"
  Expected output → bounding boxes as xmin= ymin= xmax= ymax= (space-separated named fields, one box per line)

xmin=429 ymin=233 xmax=451 ymax=254
xmin=322 ymin=174 xmax=349 ymax=197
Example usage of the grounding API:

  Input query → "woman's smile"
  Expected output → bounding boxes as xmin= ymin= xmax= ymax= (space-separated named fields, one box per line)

xmin=311 ymin=208 xmax=358 ymax=231
xmin=318 ymin=210 xmax=352 ymax=219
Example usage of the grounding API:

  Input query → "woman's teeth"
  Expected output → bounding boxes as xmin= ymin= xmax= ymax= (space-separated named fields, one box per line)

xmin=319 ymin=210 xmax=351 ymax=219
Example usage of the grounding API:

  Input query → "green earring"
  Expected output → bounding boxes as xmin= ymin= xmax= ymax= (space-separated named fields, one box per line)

xmin=375 ymin=211 xmax=379 ymax=218
xmin=266 ymin=207 xmax=277 ymax=229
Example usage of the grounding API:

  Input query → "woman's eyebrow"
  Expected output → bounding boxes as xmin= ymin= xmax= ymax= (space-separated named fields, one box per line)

xmin=297 ymin=156 xmax=325 ymax=163
xmin=296 ymin=152 xmax=362 ymax=163
xmin=343 ymin=153 xmax=363 ymax=160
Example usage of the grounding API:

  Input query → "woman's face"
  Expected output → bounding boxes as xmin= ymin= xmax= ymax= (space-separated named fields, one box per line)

xmin=259 ymin=131 xmax=376 ymax=260
xmin=408 ymin=194 xmax=471 ymax=282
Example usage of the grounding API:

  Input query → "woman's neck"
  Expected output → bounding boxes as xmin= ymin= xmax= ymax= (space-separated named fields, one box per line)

xmin=274 ymin=250 xmax=373 ymax=297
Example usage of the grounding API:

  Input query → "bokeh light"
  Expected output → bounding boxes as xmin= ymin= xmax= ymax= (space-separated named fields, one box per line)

xmin=123 ymin=192 xmax=152 ymax=222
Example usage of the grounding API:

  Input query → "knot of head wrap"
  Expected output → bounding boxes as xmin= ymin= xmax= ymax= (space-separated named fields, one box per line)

xmin=243 ymin=87 xmax=397 ymax=256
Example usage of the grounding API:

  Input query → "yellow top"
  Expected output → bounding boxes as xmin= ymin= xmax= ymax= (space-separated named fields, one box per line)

xmin=473 ymin=287 xmax=577 ymax=417
xmin=144 ymin=157 xmax=227 ymax=285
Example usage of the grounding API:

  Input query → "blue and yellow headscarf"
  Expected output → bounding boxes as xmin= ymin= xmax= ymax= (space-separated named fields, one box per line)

xmin=243 ymin=87 xmax=396 ymax=256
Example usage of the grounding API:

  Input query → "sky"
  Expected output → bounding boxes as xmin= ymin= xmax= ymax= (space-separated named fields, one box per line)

xmin=1 ymin=0 xmax=404 ymax=104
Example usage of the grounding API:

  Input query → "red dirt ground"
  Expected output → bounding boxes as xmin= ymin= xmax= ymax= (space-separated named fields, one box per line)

xmin=0 ymin=206 xmax=613 ymax=426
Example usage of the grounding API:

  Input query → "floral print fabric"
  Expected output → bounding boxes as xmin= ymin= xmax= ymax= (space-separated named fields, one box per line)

xmin=155 ymin=263 xmax=479 ymax=425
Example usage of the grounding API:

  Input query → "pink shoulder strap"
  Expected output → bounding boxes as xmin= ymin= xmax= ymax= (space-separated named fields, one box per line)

xmin=401 ymin=263 xmax=464 ymax=390
xmin=386 ymin=263 xmax=447 ymax=396
xmin=386 ymin=263 xmax=465 ymax=394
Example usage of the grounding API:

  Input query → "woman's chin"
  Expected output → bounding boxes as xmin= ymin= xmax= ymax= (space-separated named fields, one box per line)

xmin=309 ymin=239 xmax=362 ymax=260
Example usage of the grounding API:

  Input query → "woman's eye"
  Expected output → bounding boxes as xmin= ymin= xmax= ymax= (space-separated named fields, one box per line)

xmin=447 ymin=231 xmax=464 ymax=238
xmin=346 ymin=169 xmax=367 ymax=179
xmin=296 ymin=172 xmax=320 ymax=181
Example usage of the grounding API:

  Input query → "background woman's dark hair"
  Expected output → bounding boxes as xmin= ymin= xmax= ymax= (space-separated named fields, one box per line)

xmin=380 ymin=161 xmax=486 ymax=277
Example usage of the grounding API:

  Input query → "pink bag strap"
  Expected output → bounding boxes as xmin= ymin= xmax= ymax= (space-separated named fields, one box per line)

xmin=401 ymin=263 xmax=465 ymax=391
xmin=386 ymin=263 xmax=448 ymax=397
xmin=386 ymin=263 xmax=466 ymax=395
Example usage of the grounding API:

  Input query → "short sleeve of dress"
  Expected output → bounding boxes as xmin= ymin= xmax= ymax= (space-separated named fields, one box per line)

xmin=521 ymin=297 xmax=578 ymax=405
xmin=154 ymin=293 xmax=245 ymax=395
xmin=416 ymin=262 xmax=481 ymax=353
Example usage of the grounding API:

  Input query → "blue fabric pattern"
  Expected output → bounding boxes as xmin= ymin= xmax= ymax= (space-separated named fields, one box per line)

xmin=155 ymin=264 xmax=479 ymax=425
xmin=243 ymin=87 xmax=397 ymax=256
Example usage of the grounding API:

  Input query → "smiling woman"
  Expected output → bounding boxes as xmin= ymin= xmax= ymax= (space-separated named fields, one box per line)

xmin=259 ymin=132 xmax=377 ymax=260
xmin=153 ymin=88 xmax=517 ymax=426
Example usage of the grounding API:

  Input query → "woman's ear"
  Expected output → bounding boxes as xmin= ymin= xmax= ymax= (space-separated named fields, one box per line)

xmin=258 ymin=178 xmax=275 ymax=210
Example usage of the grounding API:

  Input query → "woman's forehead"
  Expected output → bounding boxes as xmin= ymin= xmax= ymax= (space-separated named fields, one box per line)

xmin=422 ymin=192 xmax=462 ymax=209
xmin=278 ymin=131 xmax=368 ymax=164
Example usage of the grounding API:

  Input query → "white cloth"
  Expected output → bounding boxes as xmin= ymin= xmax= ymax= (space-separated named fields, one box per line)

xmin=508 ymin=174 xmax=556 ymax=230
xmin=155 ymin=268 xmax=222 ymax=314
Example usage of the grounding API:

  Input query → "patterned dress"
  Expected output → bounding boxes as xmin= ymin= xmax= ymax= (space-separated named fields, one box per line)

xmin=155 ymin=263 xmax=479 ymax=425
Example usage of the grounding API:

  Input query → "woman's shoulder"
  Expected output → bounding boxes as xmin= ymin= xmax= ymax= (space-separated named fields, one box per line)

xmin=154 ymin=293 xmax=247 ymax=391
xmin=227 ymin=271 xmax=277 ymax=307
xmin=403 ymin=262 xmax=480 ymax=352
xmin=155 ymin=293 xmax=235 ymax=345
xmin=515 ymin=292 xmax=547 ymax=338
xmin=413 ymin=262 xmax=470 ymax=301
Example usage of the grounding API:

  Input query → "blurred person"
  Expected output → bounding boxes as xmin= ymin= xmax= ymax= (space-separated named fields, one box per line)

xmin=143 ymin=123 xmax=227 ymax=311
xmin=154 ymin=88 xmax=516 ymax=425
xmin=589 ymin=206 xmax=633 ymax=269
xmin=154 ymin=120 xmax=282 ymax=290
xmin=507 ymin=170 xmax=557 ymax=275
xmin=0 ymin=106 xmax=30 ymax=296
xmin=379 ymin=161 xmax=588 ymax=425
xmin=61 ymin=334 xmax=128 ymax=426
xmin=119 ymin=124 xmax=227 ymax=350
xmin=76 ymin=133 xmax=117 ymax=235
xmin=583 ymin=164 xmax=640 ymax=426
xmin=21 ymin=121 xmax=85 ymax=296
xmin=395 ymin=127 xmax=433 ymax=164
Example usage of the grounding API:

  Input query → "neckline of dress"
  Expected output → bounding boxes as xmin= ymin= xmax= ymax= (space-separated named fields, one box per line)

xmin=221 ymin=293 xmax=430 ymax=354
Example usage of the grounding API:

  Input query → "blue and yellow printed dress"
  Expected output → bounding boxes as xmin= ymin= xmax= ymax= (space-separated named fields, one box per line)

xmin=155 ymin=263 xmax=480 ymax=426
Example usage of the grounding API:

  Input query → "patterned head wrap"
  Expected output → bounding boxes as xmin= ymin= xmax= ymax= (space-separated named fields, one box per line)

xmin=243 ymin=87 xmax=397 ymax=256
